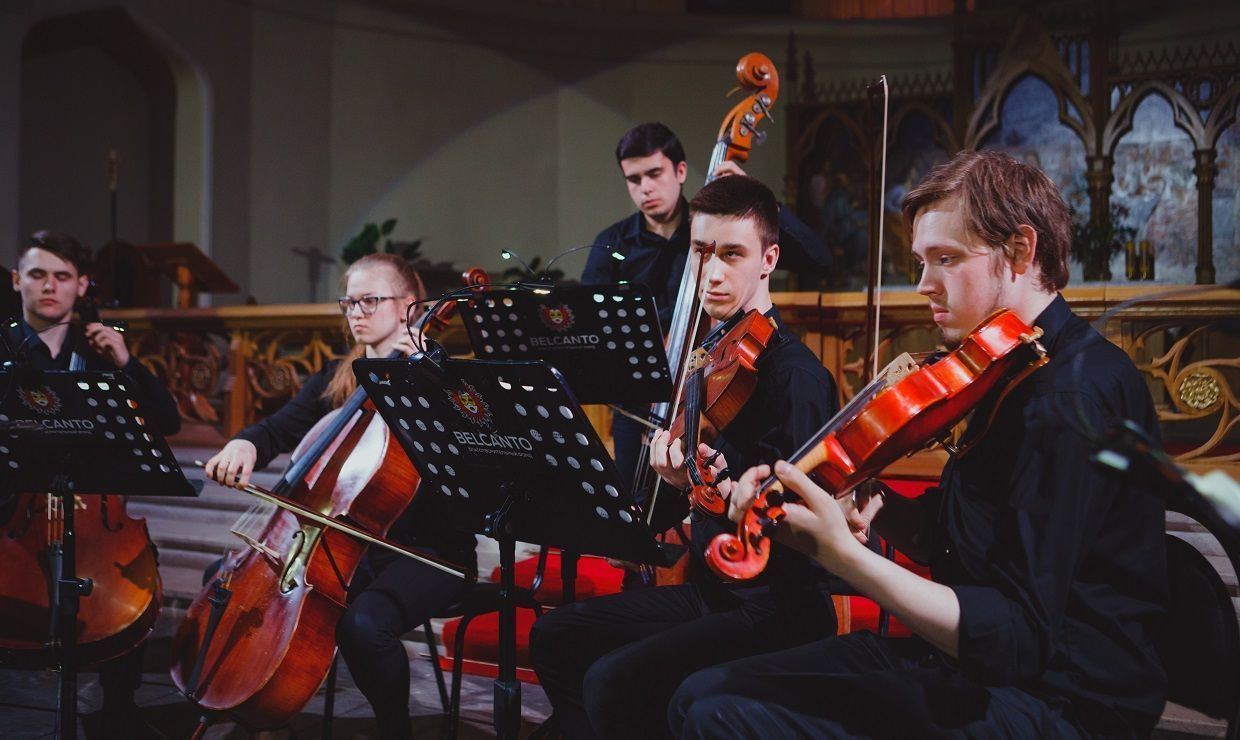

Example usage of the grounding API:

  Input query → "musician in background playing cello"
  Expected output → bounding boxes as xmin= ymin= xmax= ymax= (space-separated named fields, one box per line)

xmin=672 ymin=150 xmax=1168 ymax=739
xmin=583 ymin=122 xmax=831 ymax=500
xmin=533 ymin=175 xmax=840 ymax=739
xmin=3 ymin=230 xmax=180 ymax=738
xmin=204 ymin=253 xmax=476 ymax=740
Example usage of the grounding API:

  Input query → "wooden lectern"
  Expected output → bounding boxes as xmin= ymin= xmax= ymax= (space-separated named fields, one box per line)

xmin=135 ymin=242 xmax=239 ymax=308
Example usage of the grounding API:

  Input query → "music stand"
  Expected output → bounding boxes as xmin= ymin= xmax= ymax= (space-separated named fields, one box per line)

xmin=457 ymin=284 xmax=672 ymax=404
xmin=0 ymin=369 xmax=199 ymax=738
xmin=354 ymin=356 xmax=660 ymax=739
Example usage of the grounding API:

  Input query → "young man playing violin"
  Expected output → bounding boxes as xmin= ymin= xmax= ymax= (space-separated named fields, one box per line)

xmin=671 ymin=150 xmax=1168 ymax=739
xmin=2 ymin=231 xmax=180 ymax=739
xmin=204 ymin=253 xmax=476 ymax=739
xmin=584 ymin=122 xmax=830 ymax=498
xmin=533 ymin=174 xmax=841 ymax=739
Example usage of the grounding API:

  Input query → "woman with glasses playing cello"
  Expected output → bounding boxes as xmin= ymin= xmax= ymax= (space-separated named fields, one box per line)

xmin=203 ymin=253 xmax=477 ymax=739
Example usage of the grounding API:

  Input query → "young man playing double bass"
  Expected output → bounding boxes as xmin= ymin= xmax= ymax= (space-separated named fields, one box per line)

xmin=532 ymin=174 xmax=841 ymax=739
xmin=672 ymin=150 xmax=1168 ymax=739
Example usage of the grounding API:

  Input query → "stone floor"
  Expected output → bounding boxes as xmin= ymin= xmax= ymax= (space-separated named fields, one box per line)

xmin=0 ymin=606 xmax=551 ymax=739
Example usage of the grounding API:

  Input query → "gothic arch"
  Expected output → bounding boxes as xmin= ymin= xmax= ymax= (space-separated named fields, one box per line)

xmin=963 ymin=20 xmax=1094 ymax=155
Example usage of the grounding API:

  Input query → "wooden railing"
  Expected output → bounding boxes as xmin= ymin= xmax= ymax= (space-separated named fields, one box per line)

xmin=105 ymin=286 xmax=1239 ymax=480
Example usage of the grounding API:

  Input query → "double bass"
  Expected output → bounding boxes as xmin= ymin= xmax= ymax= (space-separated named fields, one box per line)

xmin=169 ymin=271 xmax=486 ymax=731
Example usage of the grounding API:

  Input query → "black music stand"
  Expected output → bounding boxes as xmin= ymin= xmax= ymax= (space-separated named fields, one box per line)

xmin=354 ymin=356 xmax=661 ymax=739
xmin=457 ymin=283 xmax=672 ymax=404
xmin=0 ymin=369 xmax=199 ymax=739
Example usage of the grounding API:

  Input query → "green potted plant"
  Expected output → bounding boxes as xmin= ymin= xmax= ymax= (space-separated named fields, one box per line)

xmin=1071 ymin=203 xmax=1135 ymax=282
xmin=341 ymin=218 xmax=422 ymax=265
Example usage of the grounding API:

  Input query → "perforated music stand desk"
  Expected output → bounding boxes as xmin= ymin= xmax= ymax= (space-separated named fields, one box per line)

xmin=0 ymin=369 xmax=198 ymax=738
xmin=354 ymin=356 xmax=660 ymax=739
xmin=457 ymin=283 xmax=672 ymax=404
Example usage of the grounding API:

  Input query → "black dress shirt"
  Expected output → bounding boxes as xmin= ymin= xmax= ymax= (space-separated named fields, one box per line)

xmin=234 ymin=361 xmax=477 ymax=567
xmin=687 ymin=307 xmax=841 ymax=603
xmin=924 ymin=295 xmax=1168 ymax=737
xmin=2 ymin=318 xmax=181 ymax=437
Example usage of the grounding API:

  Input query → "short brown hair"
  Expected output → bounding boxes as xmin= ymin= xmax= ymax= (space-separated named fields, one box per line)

xmin=22 ymin=230 xmax=92 ymax=275
xmin=902 ymin=150 xmax=1071 ymax=291
xmin=688 ymin=175 xmax=778 ymax=249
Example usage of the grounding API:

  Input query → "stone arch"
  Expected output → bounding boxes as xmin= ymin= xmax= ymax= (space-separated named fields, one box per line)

xmin=19 ymin=6 xmax=210 ymax=255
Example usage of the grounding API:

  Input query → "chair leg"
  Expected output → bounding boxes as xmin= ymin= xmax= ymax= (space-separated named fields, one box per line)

xmin=322 ymin=652 xmax=338 ymax=740
xmin=448 ymin=613 xmax=478 ymax=740
xmin=423 ymin=620 xmax=451 ymax=714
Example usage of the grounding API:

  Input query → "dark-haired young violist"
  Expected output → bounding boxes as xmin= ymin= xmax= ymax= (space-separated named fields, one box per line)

xmin=583 ymin=122 xmax=830 ymax=499
xmin=532 ymin=174 xmax=841 ymax=739
xmin=672 ymin=150 xmax=1168 ymax=739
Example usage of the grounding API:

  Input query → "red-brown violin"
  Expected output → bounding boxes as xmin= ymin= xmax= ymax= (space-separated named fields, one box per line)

xmin=706 ymin=309 xmax=1049 ymax=581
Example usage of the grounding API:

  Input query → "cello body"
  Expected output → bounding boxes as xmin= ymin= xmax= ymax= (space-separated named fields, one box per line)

xmin=168 ymin=403 xmax=418 ymax=728
xmin=0 ymin=493 xmax=161 ymax=668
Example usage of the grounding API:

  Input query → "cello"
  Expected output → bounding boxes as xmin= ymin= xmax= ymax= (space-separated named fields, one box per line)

xmin=169 ymin=270 xmax=486 ymax=731
xmin=0 ymin=493 xmax=161 ymax=669
xmin=0 ymin=296 xmax=162 ymax=670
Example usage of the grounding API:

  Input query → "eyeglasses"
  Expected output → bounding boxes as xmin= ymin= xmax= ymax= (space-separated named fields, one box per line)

xmin=337 ymin=295 xmax=399 ymax=316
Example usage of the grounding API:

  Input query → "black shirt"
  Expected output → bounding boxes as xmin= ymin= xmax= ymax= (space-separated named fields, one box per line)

xmin=583 ymin=202 xmax=829 ymax=331
xmin=925 ymin=295 xmax=1167 ymax=737
xmin=235 ymin=361 xmax=477 ymax=568
xmin=688 ymin=307 xmax=841 ymax=603
xmin=1 ymin=318 xmax=181 ymax=437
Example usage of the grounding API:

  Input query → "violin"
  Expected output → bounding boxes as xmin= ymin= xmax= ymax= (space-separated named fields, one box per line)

xmin=665 ymin=309 xmax=777 ymax=516
xmin=639 ymin=52 xmax=780 ymax=536
xmin=169 ymin=269 xmax=487 ymax=731
xmin=706 ymin=309 xmax=1049 ymax=581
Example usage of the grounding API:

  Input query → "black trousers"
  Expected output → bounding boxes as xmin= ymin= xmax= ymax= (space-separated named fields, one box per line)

xmin=670 ymin=630 xmax=1081 ymax=739
xmin=335 ymin=549 xmax=472 ymax=740
xmin=529 ymin=581 xmax=837 ymax=740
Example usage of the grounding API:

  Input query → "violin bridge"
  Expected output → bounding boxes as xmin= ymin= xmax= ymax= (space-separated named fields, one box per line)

xmin=880 ymin=352 xmax=919 ymax=385
xmin=231 ymin=529 xmax=284 ymax=569
xmin=686 ymin=347 xmax=710 ymax=374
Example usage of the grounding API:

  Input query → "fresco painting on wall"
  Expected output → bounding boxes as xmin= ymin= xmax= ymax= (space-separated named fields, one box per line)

xmin=795 ymin=107 xmax=949 ymax=290
xmin=1214 ymin=119 xmax=1239 ymax=283
xmin=1112 ymin=94 xmax=1200 ymax=285
xmin=797 ymin=116 xmax=869 ymax=290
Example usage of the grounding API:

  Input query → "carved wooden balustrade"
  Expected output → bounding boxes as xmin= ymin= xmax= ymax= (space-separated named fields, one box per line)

xmin=105 ymin=287 xmax=1238 ymax=482
xmin=100 ymin=303 xmax=468 ymax=442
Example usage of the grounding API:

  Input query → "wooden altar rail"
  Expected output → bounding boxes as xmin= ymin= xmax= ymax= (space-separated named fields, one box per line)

xmin=102 ymin=285 xmax=1239 ymax=481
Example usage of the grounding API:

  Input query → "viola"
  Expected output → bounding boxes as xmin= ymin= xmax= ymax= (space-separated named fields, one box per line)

xmin=639 ymin=52 xmax=780 ymax=535
xmin=706 ymin=309 xmax=1049 ymax=581
xmin=0 ymin=493 xmax=161 ymax=668
xmin=169 ymin=269 xmax=487 ymax=731
xmin=665 ymin=309 xmax=777 ymax=516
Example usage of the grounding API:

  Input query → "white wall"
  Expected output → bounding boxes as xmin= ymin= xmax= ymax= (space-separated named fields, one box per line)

xmin=15 ymin=2 xmax=1229 ymax=304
